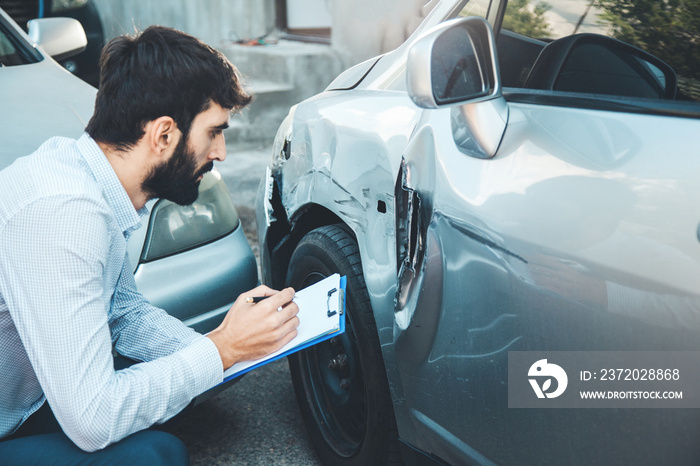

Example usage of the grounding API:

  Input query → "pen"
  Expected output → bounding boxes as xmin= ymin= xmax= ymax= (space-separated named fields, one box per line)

xmin=244 ymin=296 xmax=269 ymax=303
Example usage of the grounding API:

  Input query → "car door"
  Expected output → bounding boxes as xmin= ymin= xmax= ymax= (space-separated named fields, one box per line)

xmin=394 ymin=2 xmax=700 ymax=464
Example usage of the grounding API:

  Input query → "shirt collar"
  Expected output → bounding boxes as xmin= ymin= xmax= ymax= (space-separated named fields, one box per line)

xmin=76 ymin=133 xmax=148 ymax=237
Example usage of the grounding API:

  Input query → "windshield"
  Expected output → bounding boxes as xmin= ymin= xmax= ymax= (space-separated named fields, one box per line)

xmin=0 ymin=15 xmax=42 ymax=66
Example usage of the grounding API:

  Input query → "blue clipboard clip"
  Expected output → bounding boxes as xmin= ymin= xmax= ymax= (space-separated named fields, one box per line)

xmin=326 ymin=287 xmax=345 ymax=317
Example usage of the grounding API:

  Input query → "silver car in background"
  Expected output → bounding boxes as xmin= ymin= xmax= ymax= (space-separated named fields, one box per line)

xmin=0 ymin=9 xmax=257 ymax=372
xmin=257 ymin=0 xmax=700 ymax=464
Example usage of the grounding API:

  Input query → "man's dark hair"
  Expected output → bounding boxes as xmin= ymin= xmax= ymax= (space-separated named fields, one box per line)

xmin=86 ymin=26 xmax=251 ymax=150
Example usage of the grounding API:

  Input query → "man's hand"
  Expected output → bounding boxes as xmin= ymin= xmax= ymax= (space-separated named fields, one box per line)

xmin=206 ymin=285 xmax=299 ymax=370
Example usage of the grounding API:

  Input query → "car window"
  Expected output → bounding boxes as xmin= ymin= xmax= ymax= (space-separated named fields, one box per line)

xmin=0 ymin=26 xmax=22 ymax=65
xmin=457 ymin=0 xmax=493 ymax=19
xmin=0 ymin=17 xmax=41 ymax=66
xmin=495 ymin=0 xmax=700 ymax=104
xmin=0 ymin=29 xmax=17 ymax=62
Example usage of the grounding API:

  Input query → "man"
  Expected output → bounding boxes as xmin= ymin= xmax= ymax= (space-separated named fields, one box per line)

xmin=0 ymin=26 xmax=299 ymax=464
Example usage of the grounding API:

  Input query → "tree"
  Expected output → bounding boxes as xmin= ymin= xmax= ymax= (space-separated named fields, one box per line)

xmin=501 ymin=0 xmax=552 ymax=40
xmin=596 ymin=0 xmax=700 ymax=98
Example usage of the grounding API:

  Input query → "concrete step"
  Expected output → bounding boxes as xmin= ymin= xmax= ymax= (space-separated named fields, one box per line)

xmin=227 ymin=78 xmax=297 ymax=145
xmin=219 ymin=40 xmax=344 ymax=143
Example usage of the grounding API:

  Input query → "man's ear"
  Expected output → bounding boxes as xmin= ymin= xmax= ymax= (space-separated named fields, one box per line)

xmin=147 ymin=116 xmax=180 ymax=157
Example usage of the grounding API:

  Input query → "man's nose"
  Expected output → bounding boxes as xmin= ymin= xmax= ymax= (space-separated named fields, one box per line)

xmin=209 ymin=133 xmax=226 ymax=162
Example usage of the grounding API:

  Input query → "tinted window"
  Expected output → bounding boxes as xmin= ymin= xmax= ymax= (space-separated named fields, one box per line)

xmin=0 ymin=17 xmax=41 ymax=66
xmin=457 ymin=0 xmax=494 ymax=19
xmin=496 ymin=0 xmax=699 ymax=102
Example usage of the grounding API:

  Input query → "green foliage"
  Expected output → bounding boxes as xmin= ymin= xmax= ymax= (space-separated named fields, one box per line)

xmin=596 ymin=0 xmax=700 ymax=81
xmin=502 ymin=0 xmax=553 ymax=39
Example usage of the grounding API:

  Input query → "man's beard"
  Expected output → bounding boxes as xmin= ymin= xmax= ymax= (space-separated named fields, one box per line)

xmin=142 ymin=135 xmax=213 ymax=206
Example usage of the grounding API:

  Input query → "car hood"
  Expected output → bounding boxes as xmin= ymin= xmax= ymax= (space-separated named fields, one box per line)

xmin=0 ymin=58 xmax=96 ymax=169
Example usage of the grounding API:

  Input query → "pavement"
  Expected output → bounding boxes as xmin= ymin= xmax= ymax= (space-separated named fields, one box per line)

xmin=214 ymin=141 xmax=274 ymax=270
xmin=216 ymin=141 xmax=272 ymax=215
xmin=161 ymin=141 xmax=323 ymax=465
xmin=163 ymin=358 xmax=321 ymax=465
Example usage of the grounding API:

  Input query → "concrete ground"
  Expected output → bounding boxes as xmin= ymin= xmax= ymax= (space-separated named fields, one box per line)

xmin=163 ymin=358 xmax=321 ymax=465
xmin=213 ymin=141 xmax=272 ymax=272
xmin=162 ymin=141 xmax=323 ymax=465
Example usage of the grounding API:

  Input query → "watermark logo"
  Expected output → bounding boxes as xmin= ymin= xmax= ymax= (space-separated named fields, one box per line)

xmin=528 ymin=359 xmax=568 ymax=399
xmin=509 ymin=352 xmax=698 ymax=408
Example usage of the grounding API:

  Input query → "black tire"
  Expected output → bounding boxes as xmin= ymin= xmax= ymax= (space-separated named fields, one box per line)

xmin=286 ymin=225 xmax=402 ymax=466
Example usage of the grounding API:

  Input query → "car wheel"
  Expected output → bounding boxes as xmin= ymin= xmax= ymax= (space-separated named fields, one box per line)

xmin=286 ymin=225 xmax=402 ymax=465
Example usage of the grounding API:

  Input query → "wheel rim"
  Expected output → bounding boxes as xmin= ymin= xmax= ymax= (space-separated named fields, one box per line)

xmin=296 ymin=271 xmax=367 ymax=458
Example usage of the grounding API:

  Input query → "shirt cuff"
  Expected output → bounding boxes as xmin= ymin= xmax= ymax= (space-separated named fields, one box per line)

xmin=177 ymin=335 xmax=223 ymax=394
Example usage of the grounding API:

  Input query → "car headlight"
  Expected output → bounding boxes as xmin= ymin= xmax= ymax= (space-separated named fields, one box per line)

xmin=140 ymin=170 xmax=240 ymax=262
xmin=51 ymin=0 xmax=89 ymax=13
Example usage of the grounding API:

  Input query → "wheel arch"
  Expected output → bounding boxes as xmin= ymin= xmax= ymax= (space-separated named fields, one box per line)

xmin=263 ymin=201 xmax=355 ymax=289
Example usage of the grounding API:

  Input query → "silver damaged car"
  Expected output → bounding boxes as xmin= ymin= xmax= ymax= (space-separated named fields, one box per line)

xmin=256 ymin=0 xmax=700 ymax=464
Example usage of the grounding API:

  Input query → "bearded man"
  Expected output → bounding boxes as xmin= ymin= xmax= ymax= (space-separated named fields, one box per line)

xmin=0 ymin=26 xmax=299 ymax=464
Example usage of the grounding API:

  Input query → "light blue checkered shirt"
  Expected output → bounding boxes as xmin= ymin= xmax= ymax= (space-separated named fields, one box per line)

xmin=0 ymin=134 xmax=223 ymax=451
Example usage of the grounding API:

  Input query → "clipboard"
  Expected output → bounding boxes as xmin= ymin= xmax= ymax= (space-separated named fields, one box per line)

xmin=222 ymin=274 xmax=346 ymax=382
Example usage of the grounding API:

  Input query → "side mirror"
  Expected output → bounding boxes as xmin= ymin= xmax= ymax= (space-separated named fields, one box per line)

xmin=524 ymin=33 xmax=677 ymax=100
xmin=407 ymin=16 xmax=507 ymax=159
xmin=27 ymin=17 xmax=87 ymax=61
xmin=407 ymin=16 xmax=501 ymax=108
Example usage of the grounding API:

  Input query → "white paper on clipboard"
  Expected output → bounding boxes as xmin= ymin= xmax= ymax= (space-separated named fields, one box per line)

xmin=222 ymin=273 xmax=346 ymax=381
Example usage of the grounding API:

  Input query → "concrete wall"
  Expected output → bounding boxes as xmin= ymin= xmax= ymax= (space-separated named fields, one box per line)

xmin=330 ymin=0 xmax=435 ymax=67
xmin=91 ymin=0 xmax=435 ymax=69
xmin=93 ymin=0 xmax=275 ymax=47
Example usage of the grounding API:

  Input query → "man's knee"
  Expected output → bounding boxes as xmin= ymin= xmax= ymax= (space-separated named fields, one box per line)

xmin=112 ymin=430 xmax=189 ymax=466
xmin=0 ymin=430 xmax=189 ymax=466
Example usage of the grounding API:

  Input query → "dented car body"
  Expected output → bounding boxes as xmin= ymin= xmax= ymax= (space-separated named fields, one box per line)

xmin=256 ymin=0 xmax=700 ymax=464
